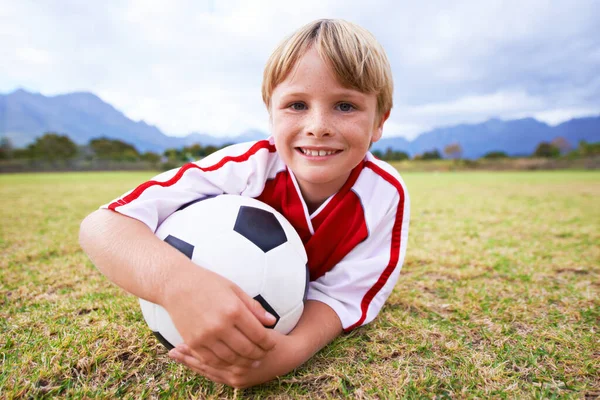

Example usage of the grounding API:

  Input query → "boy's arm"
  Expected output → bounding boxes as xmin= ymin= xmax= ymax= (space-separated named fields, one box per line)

xmin=79 ymin=209 xmax=277 ymax=367
xmin=169 ymin=300 xmax=343 ymax=388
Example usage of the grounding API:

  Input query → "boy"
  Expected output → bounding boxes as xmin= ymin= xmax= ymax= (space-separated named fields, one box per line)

xmin=79 ymin=19 xmax=410 ymax=388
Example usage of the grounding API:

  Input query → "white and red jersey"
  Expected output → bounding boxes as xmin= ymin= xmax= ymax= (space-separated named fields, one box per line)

xmin=103 ymin=137 xmax=410 ymax=331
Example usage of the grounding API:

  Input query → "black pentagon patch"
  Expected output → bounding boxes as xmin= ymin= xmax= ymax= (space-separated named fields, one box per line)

xmin=233 ymin=206 xmax=287 ymax=253
xmin=164 ymin=235 xmax=194 ymax=259
xmin=254 ymin=294 xmax=280 ymax=329
xmin=152 ymin=331 xmax=175 ymax=350
xmin=303 ymin=264 xmax=310 ymax=302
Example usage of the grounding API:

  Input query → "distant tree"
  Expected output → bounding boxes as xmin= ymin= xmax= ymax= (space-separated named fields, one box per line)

xmin=443 ymin=143 xmax=463 ymax=159
xmin=185 ymin=143 xmax=204 ymax=158
xmin=28 ymin=132 xmax=78 ymax=161
xmin=394 ymin=150 xmax=410 ymax=161
xmin=414 ymin=149 xmax=442 ymax=160
xmin=141 ymin=151 xmax=161 ymax=164
xmin=77 ymin=144 xmax=95 ymax=161
xmin=550 ymin=137 xmax=572 ymax=155
xmin=89 ymin=137 xmax=140 ymax=161
xmin=180 ymin=143 xmax=225 ymax=160
xmin=533 ymin=142 xmax=560 ymax=158
xmin=372 ymin=148 xmax=409 ymax=161
xmin=204 ymin=145 xmax=219 ymax=156
xmin=163 ymin=148 xmax=181 ymax=160
xmin=383 ymin=147 xmax=409 ymax=161
xmin=384 ymin=147 xmax=394 ymax=160
xmin=163 ymin=142 xmax=230 ymax=164
xmin=121 ymin=148 xmax=140 ymax=162
xmin=0 ymin=137 xmax=13 ymax=159
xmin=577 ymin=141 xmax=600 ymax=157
xmin=12 ymin=148 xmax=31 ymax=159
xmin=482 ymin=151 xmax=509 ymax=159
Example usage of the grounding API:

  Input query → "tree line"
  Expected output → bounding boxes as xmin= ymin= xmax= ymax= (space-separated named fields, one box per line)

xmin=0 ymin=133 xmax=231 ymax=167
xmin=372 ymin=137 xmax=600 ymax=161
xmin=0 ymin=132 xmax=598 ymax=167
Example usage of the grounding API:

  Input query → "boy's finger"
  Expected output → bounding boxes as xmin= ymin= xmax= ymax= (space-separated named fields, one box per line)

xmin=249 ymin=298 xmax=277 ymax=326
xmin=234 ymin=292 xmax=277 ymax=351
xmin=235 ymin=316 xmax=276 ymax=353
xmin=189 ymin=364 xmax=228 ymax=386
xmin=176 ymin=351 xmax=245 ymax=388
xmin=174 ymin=352 xmax=214 ymax=377
xmin=234 ymin=285 xmax=277 ymax=327
xmin=180 ymin=339 xmax=257 ymax=369
xmin=217 ymin=327 xmax=268 ymax=362
xmin=210 ymin=339 xmax=257 ymax=367
xmin=178 ymin=344 xmax=229 ymax=368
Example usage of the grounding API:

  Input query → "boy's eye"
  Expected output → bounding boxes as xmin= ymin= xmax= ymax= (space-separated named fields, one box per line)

xmin=290 ymin=102 xmax=307 ymax=111
xmin=337 ymin=102 xmax=355 ymax=112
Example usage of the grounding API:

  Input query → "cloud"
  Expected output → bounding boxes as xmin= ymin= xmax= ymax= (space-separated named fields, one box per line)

xmin=0 ymin=0 xmax=598 ymax=138
xmin=16 ymin=48 xmax=53 ymax=65
xmin=532 ymin=107 xmax=600 ymax=125
xmin=385 ymin=90 xmax=543 ymax=139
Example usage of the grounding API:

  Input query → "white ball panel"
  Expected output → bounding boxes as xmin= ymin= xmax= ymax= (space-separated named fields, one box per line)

xmin=155 ymin=197 xmax=238 ymax=240
xmin=139 ymin=298 xmax=158 ymax=331
xmin=139 ymin=299 xmax=184 ymax=347
xmin=220 ymin=194 xmax=277 ymax=213
xmin=275 ymin=301 xmax=304 ymax=334
xmin=154 ymin=304 xmax=184 ymax=346
xmin=155 ymin=215 xmax=222 ymax=246
xmin=261 ymin=242 xmax=307 ymax=315
xmin=192 ymin=232 xmax=266 ymax=297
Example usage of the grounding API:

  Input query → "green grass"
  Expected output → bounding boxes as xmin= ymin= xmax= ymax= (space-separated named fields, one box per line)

xmin=1 ymin=171 xmax=599 ymax=399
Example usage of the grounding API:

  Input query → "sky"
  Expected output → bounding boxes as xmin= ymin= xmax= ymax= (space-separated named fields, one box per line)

xmin=1 ymin=0 xmax=599 ymax=139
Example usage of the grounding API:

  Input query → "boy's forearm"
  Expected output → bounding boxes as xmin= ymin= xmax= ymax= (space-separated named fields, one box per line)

xmin=78 ymin=209 xmax=195 ymax=305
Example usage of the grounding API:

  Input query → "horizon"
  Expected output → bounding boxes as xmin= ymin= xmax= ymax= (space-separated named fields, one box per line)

xmin=3 ymin=87 xmax=599 ymax=141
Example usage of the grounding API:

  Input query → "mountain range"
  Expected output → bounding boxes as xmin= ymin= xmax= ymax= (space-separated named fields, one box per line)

xmin=1 ymin=89 xmax=598 ymax=158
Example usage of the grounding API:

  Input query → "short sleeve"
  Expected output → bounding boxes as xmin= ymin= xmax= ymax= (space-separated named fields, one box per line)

xmin=100 ymin=140 xmax=280 ymax=232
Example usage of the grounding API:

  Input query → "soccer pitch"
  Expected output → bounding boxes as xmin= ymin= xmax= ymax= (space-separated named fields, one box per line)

xmin=1 ymin=171 xmax=598 ymax=398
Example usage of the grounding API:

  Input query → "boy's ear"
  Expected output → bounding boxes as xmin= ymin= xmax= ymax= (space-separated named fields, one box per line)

xmin=372 ymin=110 xmax=391 ymax=143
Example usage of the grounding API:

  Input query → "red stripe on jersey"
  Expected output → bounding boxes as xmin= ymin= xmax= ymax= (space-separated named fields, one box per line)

xmin=345 ymin=161 xmax=406 ymax=332
xmin=306 ymin=189 xmax=368 ymax=280
xmin=256 ymin=169 xmax=313 ymax=244
xmin=108 ymin=140 xmax=276 ymax=210
xmin=311 ymin=161 xmax=364 ymax=231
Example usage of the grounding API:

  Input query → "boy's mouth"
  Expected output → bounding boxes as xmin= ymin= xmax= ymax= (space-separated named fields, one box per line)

xmin=296 ymin=147 xmax=342 ymax=157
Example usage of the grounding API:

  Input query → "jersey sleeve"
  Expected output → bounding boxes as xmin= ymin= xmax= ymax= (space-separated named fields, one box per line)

xmin=101 ymin=140 xmax=279 ymax=232
xmin=306 ymin=161 xmax=410 ymax=331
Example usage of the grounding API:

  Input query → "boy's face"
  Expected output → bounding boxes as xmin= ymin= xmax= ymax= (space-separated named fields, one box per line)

xmin=270 ymin=47 xmax=388 ymax=204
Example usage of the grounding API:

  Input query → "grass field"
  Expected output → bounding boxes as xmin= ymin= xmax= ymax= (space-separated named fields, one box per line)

xmin=1 ymin=170 xmax=599 ymax=399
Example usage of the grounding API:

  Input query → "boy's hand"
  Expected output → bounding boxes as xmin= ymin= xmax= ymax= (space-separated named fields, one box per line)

xmin=168 ymin=335 xmax=286 ymax=389
xmin=162 ymin=264 xmax=277 ymax=368
xmin=168 ymin=300 xmax=344 ymax=389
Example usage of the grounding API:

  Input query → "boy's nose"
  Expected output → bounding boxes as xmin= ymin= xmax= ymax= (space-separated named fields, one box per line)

xmin=306 ymin=110 xmax=332 ymax=137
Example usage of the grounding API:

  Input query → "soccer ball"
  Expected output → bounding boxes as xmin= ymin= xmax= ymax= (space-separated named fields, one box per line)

xmin=139 ymin=194 xmax=309 ymax=350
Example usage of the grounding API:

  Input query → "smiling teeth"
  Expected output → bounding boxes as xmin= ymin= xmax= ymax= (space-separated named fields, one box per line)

xmin=301 ymin=148 xmax=337 ymax=156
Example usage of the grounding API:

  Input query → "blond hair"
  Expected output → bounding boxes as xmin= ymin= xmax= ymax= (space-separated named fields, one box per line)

xmin=262 ymin=19 xmax=393 ymax=119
